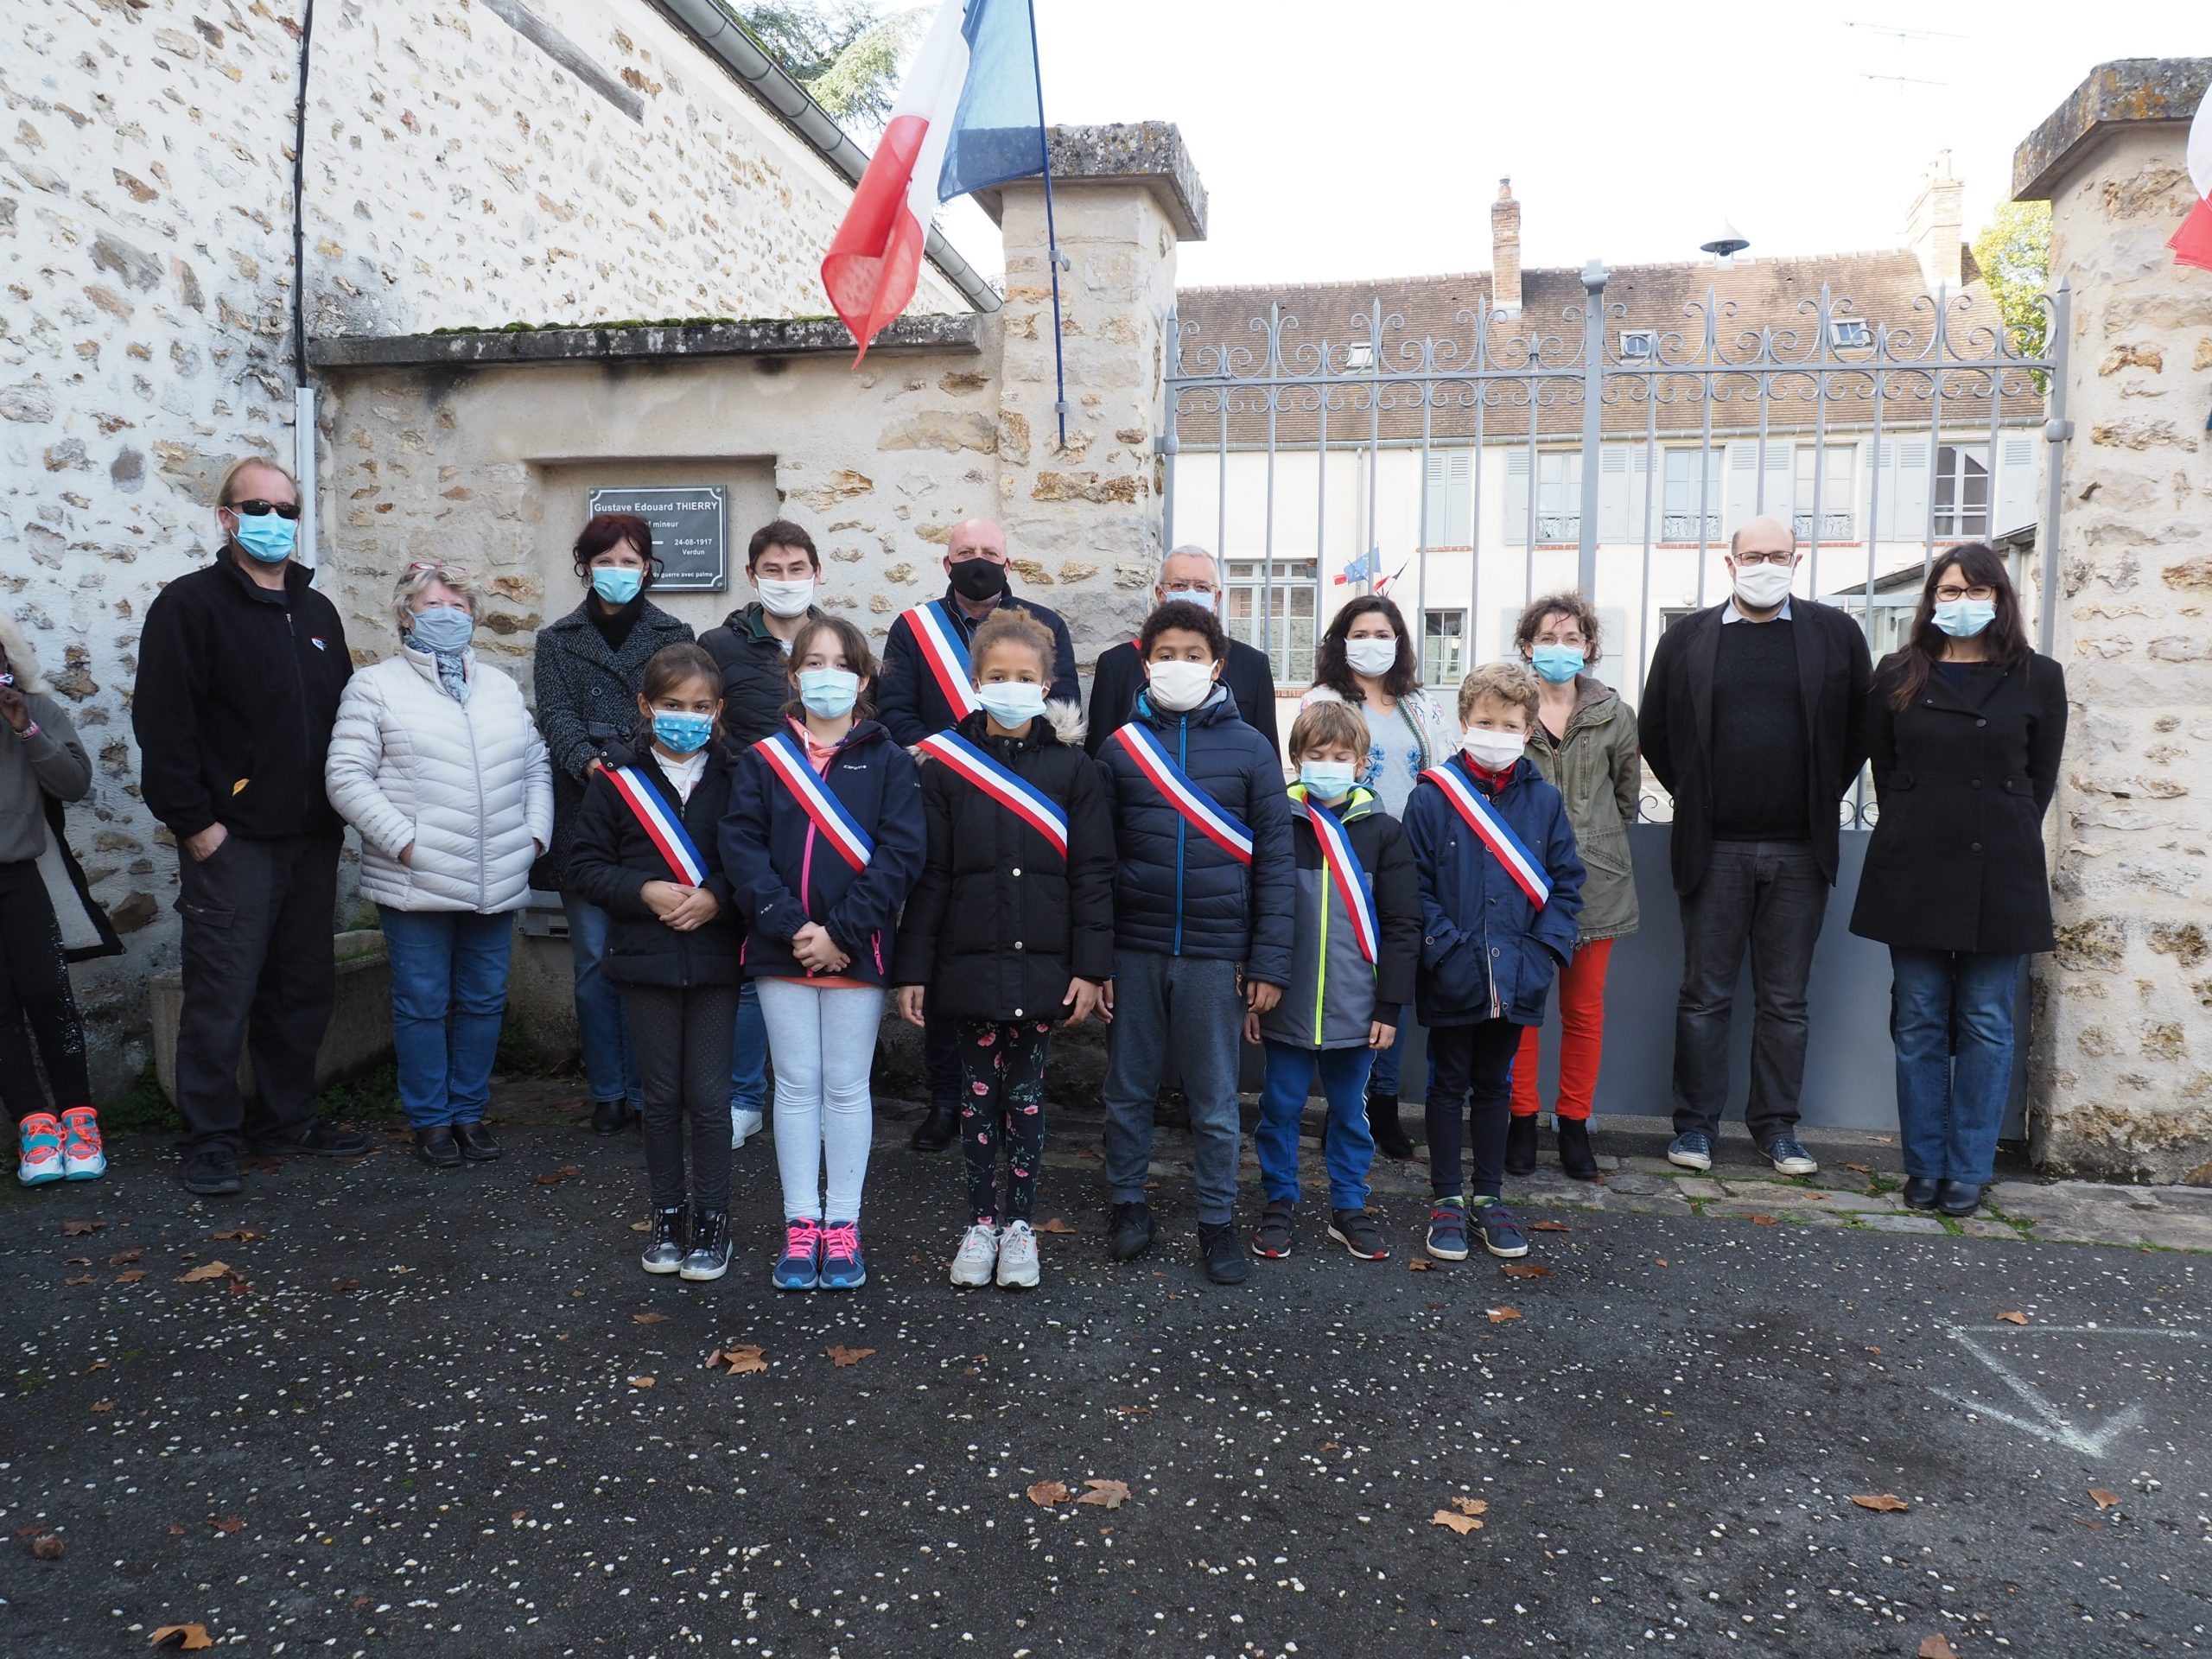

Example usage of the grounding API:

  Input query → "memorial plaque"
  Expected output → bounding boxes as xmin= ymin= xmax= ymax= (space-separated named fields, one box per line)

xmin=586 ymin=485 xmax=728 ymax=593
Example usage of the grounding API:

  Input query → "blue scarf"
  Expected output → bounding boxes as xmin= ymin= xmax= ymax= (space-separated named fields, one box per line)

xmin=407 ymin=638 xmax=471 ymax=704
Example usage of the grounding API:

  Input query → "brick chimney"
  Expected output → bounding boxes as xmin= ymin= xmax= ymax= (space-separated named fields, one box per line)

xmin=1491 ymin=178 xmax=1522 ymax=318
xmin=1906 ymin=150 xmax=1965 ymax=293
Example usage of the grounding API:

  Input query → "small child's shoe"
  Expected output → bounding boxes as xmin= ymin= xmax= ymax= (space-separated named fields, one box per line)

xmin=1471 ymin=1201 xmax=1530 ymax=1260
xmin=1327 ymin=1207 xmax=1389 ymax=1260
xmin=817 ymin=1219 xmax=866 ymax=1290
xmin=678 ymin=1209 xmax=732 ymax=1281
xmin=773 ymin=1218 xmax=822 ymax=1291
xmin=59 ymin=1107 xmax=105 ymax=1181
xmin=950 ymin=1222 xmax=998 ymax=1287
xmin=995 ymin=1220 xmax=1039 ymax=1290
xmin=640 ymin=1206 xmax=688 ymax=1274
xmin=1249 ymin=1197 xmax=1295 ymax=1259
xmin=16 ymin=1113 xmax=63 ymax=1186
xmin=1424 ymin=1197 xmax=1470 ymax=1262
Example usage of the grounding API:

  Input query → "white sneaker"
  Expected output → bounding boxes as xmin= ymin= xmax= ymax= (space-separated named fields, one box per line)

xmin=949 ymin=1223 xmax=999 ymax=1287
xmin=995 ymin=1220 xmax=1039 ymax=1290
xmin=730 ymin=1107 xmax=764 ymax=1149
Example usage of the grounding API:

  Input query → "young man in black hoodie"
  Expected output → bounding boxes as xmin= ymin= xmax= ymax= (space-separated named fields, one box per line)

xmin=133 ymin=455 xmax=368 ymax=1195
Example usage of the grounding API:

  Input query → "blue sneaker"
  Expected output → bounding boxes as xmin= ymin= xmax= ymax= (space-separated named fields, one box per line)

xmin=1471 ymin=1201 xmax=1530 ymax=1260
xmin=1666 ymin=1130 xmax=1713 ymax=1172
xmin=772 ymin=1218 xmax=821 ymax=1291
xmin=817 ymin=1219 xmax=867 ymax=1291
xmin=1764 ymin=1134 xmax=1818 ymax=1177
xmin=1424 ymin=1198 xmax=1470 ymax=1262
xmin=16 ymin=1113 xmax=63 ymax=1185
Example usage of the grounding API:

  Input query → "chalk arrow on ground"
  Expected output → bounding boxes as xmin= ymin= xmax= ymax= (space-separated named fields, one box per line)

xmin=1930 ymin=1325 xmax=2202 ymax=1458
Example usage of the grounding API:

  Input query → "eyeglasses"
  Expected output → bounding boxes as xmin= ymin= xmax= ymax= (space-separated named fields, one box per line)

xmin=226 ymin=499 xmax=301 ymax=520
xmin=1161 ymin=582 xmax=1218 ymax=597
xmin=1934 ymin=584 xmax=1996 ymax=602
xmin=1730 ymin=550 xmax=1795 ymax=567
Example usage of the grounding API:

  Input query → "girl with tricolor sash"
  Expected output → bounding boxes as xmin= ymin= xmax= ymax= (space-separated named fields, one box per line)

xmin=1402 ymin=661 xmax=1585 ymax=1266
xmin=1247 ymin=701 xmax=1421 ymax=1265
xmin=892 ymin=611 xmax=1115 ymax=1291
xmin=720 ymin=616 xmax=925 ymax=1293
xmin=564 ymin=644 xmax=745 ymax=1282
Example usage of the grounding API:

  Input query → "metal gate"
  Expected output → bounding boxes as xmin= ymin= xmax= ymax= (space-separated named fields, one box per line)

xmin=1161 ymin=265 xmax=2069 ymax=1130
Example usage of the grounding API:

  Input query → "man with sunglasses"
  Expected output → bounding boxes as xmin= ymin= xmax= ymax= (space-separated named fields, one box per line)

xmin=1638 ymin=514 xmax=1872 ymax=1180
xmin=134 ymin=455 xmax=368 ymax=1196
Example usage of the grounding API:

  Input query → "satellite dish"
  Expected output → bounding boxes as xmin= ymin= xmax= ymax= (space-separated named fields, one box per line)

xmin=1700 ymin=220 xmax=1750 ymax=264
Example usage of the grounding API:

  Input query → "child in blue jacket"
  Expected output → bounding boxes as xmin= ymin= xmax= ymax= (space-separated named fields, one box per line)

xmin=1403 ymin=661 xmax=1584 ymax=1263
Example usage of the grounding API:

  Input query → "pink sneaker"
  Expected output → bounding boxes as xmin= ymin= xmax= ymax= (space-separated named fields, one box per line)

xmin=60 ymin=1106 xmax=105 ymax=1181
xmin=772 ymin=1217 xmax=822 ymax=1291
xmin=17 ymin=1112 xmax=63 ymax=1186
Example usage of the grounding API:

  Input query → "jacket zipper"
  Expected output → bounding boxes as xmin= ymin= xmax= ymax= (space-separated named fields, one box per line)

xmin=1171 ymin=714 xmax=1187 ymax=957
xmin=463 ymin=676 xmax=487 ymax=907
xmin=283 ymin=609 xmax=308 ymax=820
xmin=1311 ymin=817 xmax=1329 ymax=1046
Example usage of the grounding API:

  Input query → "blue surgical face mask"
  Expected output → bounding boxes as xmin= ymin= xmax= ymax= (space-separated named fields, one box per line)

xmin=1529 ymin=644 xmax=1583 ymax=684
xmin=798 ymin=667 xmax=860 ymax=719
xmin=976 ymin=680 xmax=1047 ymax=728
xmin=652 ymin=710 xmax=714 ymax=756
xmin=591 ymin=565 xmax=644 ymax=607
xmin=1932 ymin=597 xmax=1996 ymax=639
xmin=232 ymin=512 xmax=296 ymax=564
xmin=1300 ymin=760 xmax=1357 ymax=801
xmin=406 ymin=606 xmax=474 ymax=654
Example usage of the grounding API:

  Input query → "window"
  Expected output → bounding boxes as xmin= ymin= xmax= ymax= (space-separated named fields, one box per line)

xmin=1791 ymin=444 xmax=1857 ymax=541
xmin=1536 ymin=451 xmax=1580 ymax=543
xmin=1421 ymin=609 xmax=1465 ymax=685
xmin=1662 ymin=448 xmax=1722 ymax=541
xmin=1226 ymin=558 xmax=1319 ymax=683
xmin=1341 ymin=342 xmax=1375 ymax=372
xmin=1423 ymin=449 xmax=1472 ymax=547
xmin=1828 ymin=318 xmax=1872 ymax=350
xmin=1933 ymin=444 xmax=1991 ymax=537
xmin=1619 ymin=329 xmax=1657 ymax=360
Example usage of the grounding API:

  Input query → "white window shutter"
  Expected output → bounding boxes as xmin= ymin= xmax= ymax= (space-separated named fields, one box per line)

xmin=1504 ymin=450 xmax=1531 ymax=546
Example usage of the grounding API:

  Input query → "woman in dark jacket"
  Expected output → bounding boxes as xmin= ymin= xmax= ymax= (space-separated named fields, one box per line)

xmin=565 ymin=645 xmax=744 ymax=1281
xmin=1849 ymin=544 xmax=2067 ymax=1217
xmin=893 ymin=610 xmax=1115 ymax=1291
xmin=534 ymin=512 xmax=695 ymax=1135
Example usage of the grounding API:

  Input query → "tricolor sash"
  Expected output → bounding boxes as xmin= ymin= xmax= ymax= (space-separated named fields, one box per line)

xmin=1304 ymin=796 xmax=1378 ymax=963
xmin=916 ymin=731 xmax=1069 ymax=857
xmin=1421 ymin=764 xmax=1551 ymax=908
xmin=901 ymin=600 xmax=981 ymax=723
xmin=603 ymin=765 xmax=707 ymax=887
xmin=757 ymin=732 xmax=874 ymax=871
xmin=1112 ymin=724 xmax=1253 ymax=865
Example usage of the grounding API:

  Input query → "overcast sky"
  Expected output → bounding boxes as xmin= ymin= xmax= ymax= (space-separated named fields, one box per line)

xmin=905 ymin=0 xmax=2202 ymax=288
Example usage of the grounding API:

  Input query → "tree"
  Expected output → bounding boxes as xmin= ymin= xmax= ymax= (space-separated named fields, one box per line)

xmin=732 ymin=3 xmax=923 ymax=129
xmin=1972 ymin=200 xmax=2051 ymax=364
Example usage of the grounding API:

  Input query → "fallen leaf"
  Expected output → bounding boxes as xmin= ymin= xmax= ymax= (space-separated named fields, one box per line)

xmin=329 ymin=1280 xmax=360 ymax=1294
xmin=534 ymin=1173 xmax=564 ymax=1185
xmin=211 ymin=1228 xmax=263 ymax=1243
xmin=1026 ymin=1480 xmax=1071 ymax=1507
xmin=29 ymin=1531 xmax=64 ymax=1560
xmin=629 ymin=1220 xmax=652 ymax=1233
xmin=1110 ymin=1404 xmax=1152 ymax=1416
xmin=632 ymin=1312 xmax=670 ymax=1325
xmin=2071 ymin=1516 xmax=2107 ymax=1529
xmin=390 ymin=1265 xmax=413 ymax=1274
xmin=1845 ymin=1162 xmax=1874 ymax=1174
xmin=1033 ymin=1217 xmax=1077 ymax=1235
xmin=556 ymin=1165 xmax=583 ymax=1179
xmin=64 ymin=1274 xmax=94 ymax=1287
xmin=64 ymin=1255 xmax=91 ymax=1265
xmin=1866 ymin=1345 xmax=1883 ymax=1355
xmin=1528 ymin=1220 xmax=1572 ymax=1232
xmin=510 ymin=1510 xmax=528 ymax=1522
xmin=164 ymin=1522 xmax=187 ymax=1536
xmin=90 ymin=1399 xmax=115 ymax=1414
xmin=175 ymin=1261 xmax=231 ymax=1283
xmin=1748 ymin=1213 xmax=1777 ymax=1225
xmin=149 ymin=1625 xmax=214 ymax=1651
xmin=1997 ymin=1310 xmax=2030 ymax=1325
xmin=84 ymin=1359 xmax=110 ymax=1372
xmin=719 ymin=1346 xmax=769 ymax=1375
xmin=827 ymin=1344 xmax=874 ymax=1369
xmin=628 ymin=1376 xmax=654 ymax=1389
xmin=1319 ymin=1440 xmax=1340 ymax=1451
xmin=1407 ymin=1256 xmax=1432 ymax=1272
xmin=2088 ymin=1488 xmax=2121 ymax=1511
xmin=114 ymin=1270 xmax=146 ymax=1285
xmin=1918 ymin=1637 xmax=1958 ymax=1659
xmin=226 ymin=1278 xmax=251 ymax=1296
xmin=1077 ymin=1478 xmax=1130 ymax=1510
xmin=59 ymin=1218 xmax=105 ymax=1236
xmin=1850 ymin=1493 xmax=1910 ymax=1513
xmin=11 ymin=1523 xmax=46 ymax=1536
xmin=1485 ymin=1306 xmax=1522 ymax=1324
xmin=1656 ymin=1258 xmax=1669 ymax=1267
xmin=1430 ymin=1508 xmax=1484 ymax=1535
xmin=1501 ymin=1262 xmax=1550 ymax=1279
xmin=207 ymin=1516 xmax=244 ymax=1535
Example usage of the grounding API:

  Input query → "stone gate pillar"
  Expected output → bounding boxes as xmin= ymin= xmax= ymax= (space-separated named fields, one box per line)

xmin=2014 ymin=58 xmax=2212 ymax=1179
xmin=982 ymin=123 xmax=1208 ymax=674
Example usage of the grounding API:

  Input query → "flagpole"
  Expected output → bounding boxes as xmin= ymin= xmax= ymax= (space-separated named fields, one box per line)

xmin=1025 ymin=0 xmax=1069 ymax=449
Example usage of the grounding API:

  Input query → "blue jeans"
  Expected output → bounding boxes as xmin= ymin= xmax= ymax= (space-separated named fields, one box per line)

xmin=562 ymin=893 xmax=641 ymax=1109
xmin=1256 ymin=1039 xmax=1376 ymax=1211
xmin=378 ymin=907 xmax=515 ymax=1129
xmin=728 ymin=977 xmax=767 ymax=1114
xmin=1102 ymin=950 xmax=1245 ymax=1226
xmin=1891 ymin=947 xmax=2022 ymax=1186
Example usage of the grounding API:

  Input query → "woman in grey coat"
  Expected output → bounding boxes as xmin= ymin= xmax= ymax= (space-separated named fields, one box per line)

xmin=534 ymin=512 xmax=695 ymax=1135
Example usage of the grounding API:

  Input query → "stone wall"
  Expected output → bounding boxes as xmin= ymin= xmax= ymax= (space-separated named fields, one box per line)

xmin=2015 ymin=59 xmax=2212 ymax=1180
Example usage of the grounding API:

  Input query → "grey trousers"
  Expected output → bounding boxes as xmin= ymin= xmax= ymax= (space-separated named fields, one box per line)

xmin=1101 ymin=950 xmax=1246 ymax=1226
xmin=621 ymin=983 xmax=738 ymax=1212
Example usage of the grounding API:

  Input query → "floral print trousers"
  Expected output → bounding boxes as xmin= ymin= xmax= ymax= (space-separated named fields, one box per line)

xmin=956 ymin=1016 xmax=1053 ymax=1226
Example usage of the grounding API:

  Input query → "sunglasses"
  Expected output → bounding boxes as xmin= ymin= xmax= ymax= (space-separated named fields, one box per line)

xmin=225 ymin=499 xmax=302 ymax=520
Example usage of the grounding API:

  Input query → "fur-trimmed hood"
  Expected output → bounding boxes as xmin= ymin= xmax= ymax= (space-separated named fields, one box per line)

xmin=0 ymin=613 xmax=50 ymax=694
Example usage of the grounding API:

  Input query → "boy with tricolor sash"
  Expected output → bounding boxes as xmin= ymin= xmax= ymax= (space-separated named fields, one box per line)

xmin=892 ymin=611 xmax=1115 ymax=1292
xmin=1402 ymin=661 xmax=1585 ymax=1264
xmin=1247 ymin=701 xmax=1421 ymax=1263
xmin=1096 ymin=600 xmax=1294 ymax=1287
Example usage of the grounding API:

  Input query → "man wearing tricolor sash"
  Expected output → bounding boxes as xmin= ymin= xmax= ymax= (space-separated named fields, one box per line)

xmin=877 ymin=518 xmax=1078 ymax=1151
xmin=1403 ymin=662 xmax=1584 ymax=1269
xmin=1095 ymin=600 xmax=1294 ymax=1287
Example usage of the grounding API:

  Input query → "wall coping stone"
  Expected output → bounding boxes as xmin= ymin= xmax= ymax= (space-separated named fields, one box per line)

xmin=2014 ymin=56 xmax=2212 ymax=200
xmin=308 ymin=314 xmax=982 ymax=372
xmin=975 ymin=122 xmax=1208 ymax=242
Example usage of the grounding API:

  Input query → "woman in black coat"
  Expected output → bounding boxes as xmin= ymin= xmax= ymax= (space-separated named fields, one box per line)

xmin=893 ymin=610 xmax=1115 ymax=1291
xmin=1849 ymin=543 xmax=2066 ymax=1216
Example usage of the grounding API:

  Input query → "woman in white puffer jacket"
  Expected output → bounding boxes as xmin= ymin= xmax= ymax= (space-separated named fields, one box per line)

xmin=326 ymin=563 xmax=552 ymax=1168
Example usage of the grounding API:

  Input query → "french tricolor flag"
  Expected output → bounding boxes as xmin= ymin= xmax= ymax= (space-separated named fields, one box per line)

xmin=822 ymin=0 xmax=1046 ymax=359
xmin=2173 ymin=81 xmax=2212 ymax=274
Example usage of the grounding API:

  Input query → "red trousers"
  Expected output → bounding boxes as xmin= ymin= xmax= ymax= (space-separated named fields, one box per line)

xmin=1510 ymin=938 xmax=1614 ymax=1122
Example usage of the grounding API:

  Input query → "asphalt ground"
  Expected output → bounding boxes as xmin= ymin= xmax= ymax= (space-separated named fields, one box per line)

xmin=3 ymin=1098 xmax=2207 ymax=1658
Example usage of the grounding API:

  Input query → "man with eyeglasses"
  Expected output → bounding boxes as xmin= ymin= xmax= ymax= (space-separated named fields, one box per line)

xmin=1638 ymin=514 xmax=1872 ymax=1179
xmin=1084 ymin=545 xmax=1281 ymax=757
xmin=134 ymin=454 xmax=368 ymax=1196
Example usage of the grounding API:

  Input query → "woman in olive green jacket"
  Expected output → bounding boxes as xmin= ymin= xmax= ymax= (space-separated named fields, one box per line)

xmin=1506 ymin=593 xmax=1641 ymax=1179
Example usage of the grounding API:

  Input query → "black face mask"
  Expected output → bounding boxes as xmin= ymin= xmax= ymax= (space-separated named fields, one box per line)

xmin=948 ymin=557 xmax=1009 ymax=603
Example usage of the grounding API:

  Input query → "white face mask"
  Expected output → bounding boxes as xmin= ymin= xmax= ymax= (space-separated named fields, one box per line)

xmin=1344 ymin=636 xmax=1398 ymax=678
xmin=1731 ymin=561 xmax=1796 ymax=612
xmin=1146 ymin=658 xmax=1217 ymax=713
xmin=755 ymin=576 xmax=816 ymax=620
xmin=1462 ymin=728 xmax=1528 ymax=772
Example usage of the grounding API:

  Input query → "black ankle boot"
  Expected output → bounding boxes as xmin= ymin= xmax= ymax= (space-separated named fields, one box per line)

xmin=908 ymin=1098 xmax=958 ymax=1153
xmin=1556 ymin=1116 xmax=1599 ymax=1180
xmin=1366 ymin=1090 xmax=1414 ymax=1160
xmin=1504 ymin=1113 xmax=1538 ymax=1177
